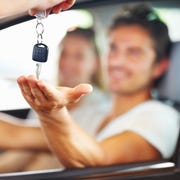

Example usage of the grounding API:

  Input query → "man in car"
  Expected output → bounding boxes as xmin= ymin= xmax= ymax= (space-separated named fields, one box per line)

xmin=17 ymin=3 xmax=180 ymax=168
xmin=0 ymin=0 xmax=75 ymax=18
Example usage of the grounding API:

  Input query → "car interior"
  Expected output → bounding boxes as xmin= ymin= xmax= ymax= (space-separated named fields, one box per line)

xmin=0 ymin=0 xmax=180 ymax=179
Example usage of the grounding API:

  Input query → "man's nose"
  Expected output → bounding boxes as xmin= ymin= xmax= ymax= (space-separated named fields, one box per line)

xmin=109 ymin=52 xmax=127 ymax=66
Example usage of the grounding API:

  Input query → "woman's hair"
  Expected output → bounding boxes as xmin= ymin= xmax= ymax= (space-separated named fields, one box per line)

xmin=57 ymin=27 xmax=105 ymax=90
xmin=108 ymin=3 xmax=172 ymax=87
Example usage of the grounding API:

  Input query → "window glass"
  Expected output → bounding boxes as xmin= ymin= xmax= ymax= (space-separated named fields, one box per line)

xmin=156 ymin=8 xmax=180 ymax=41
xmin=0 ymin=10 xmax=93 ymax=110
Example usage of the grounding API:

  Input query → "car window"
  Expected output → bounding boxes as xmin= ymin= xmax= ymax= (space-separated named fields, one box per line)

xmin=157 ymin=8 xmax=180 ymax=41
xmin=0 ymin=0 xmax=180 ymax=175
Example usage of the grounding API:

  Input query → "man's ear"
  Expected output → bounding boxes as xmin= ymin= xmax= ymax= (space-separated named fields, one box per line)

xmin=152 ymin=58 xmax=169 ymax=79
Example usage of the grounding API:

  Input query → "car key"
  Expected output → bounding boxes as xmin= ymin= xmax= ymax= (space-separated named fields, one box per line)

xmin=32 ymin=10 xmax=48 ymax=79
xmin=32 ymin=43 xmax=49 ymax=79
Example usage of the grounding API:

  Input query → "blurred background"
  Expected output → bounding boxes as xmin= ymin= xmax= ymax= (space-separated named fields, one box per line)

xmin=0 ymin=2 xmax=180 ymax=110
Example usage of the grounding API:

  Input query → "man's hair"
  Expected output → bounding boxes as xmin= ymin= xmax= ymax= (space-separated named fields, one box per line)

xmin=109 ymin=3 xmax=172 ymax=63
xmin=109 ymin=3 xmax=172 ymax=87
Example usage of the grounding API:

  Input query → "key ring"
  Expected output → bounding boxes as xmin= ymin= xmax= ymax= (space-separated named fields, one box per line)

xmin=36 ymin=21 xmax=44 ymax=35
xmin=35 ymin=11 xmax=46 ymax=44
xmin=37 ymin=34 xmax=43 ymax=44
xmin=36 ymin=21 xmax=44 ymax=43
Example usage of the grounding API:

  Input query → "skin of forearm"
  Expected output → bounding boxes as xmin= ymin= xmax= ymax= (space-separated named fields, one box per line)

xmin=0 ymin=0 xmax=34 ymax=18
xmin=39 ymin=107 xmax=106 ymax=168
xmin=0 ymin=0 xmax=59 ymax=18
xmin=16 ymin=125 xmax=50 ymax=151
xmin=0 ymin=120 xmax=49 ymax=151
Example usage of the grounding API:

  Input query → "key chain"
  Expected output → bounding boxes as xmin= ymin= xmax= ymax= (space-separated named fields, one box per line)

xmin=32 ymin=11 xmax=49 ymax=79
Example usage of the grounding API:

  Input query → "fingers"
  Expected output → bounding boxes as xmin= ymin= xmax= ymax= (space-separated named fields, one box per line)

xmin=28 ymin=8 xmax=53 ymax=16
xmin=17 ymin=75 xmax=93 ymax=111
xmin=51 ymin=5 xmax=62 ymax=14
xmin=56 ymin=0 xmax=75 ymax=11
xmin=28 ymin=9 xmax=35 ymax=16
xmin=36 ymin=80 xmax=93 ymax=104
xmin=28 ymin=0 xmax=75 ymax=16
xmin=17 ymin=75 xmax=47 ymax=109
xmin=17 ymin=76 xmax=33 ymax=103
xmin=69 ymin=84 xmax=93 ymax=102
xmin=46 ymin=8 xmax=53 ymax=16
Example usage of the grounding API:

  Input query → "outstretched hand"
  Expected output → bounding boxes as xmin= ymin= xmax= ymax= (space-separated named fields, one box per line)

xmin=17 ymin=75 xmax=93 ymax=114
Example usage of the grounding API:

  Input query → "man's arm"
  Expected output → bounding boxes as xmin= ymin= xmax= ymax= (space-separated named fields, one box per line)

xmin=17 ymin=75 xmax=161 ymax=168
xmin=39 ymin=108 xmax=161 ymax=167
xmin=0 ymin=0 xmax=75 ymax=18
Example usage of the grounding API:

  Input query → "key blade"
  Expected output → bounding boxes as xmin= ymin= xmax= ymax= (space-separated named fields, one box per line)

xmin=36 ymin=63 xmax=42 ymax=79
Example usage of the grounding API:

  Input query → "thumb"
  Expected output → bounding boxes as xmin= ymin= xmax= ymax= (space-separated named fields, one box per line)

xmin=68 ymin=84 xmax=93 ymax=103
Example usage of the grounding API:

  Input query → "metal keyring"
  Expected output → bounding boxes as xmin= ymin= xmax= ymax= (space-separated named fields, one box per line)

xmin=36 ymin=22 xmax=44 ymax=35
xmin=37 ymin=34 xmax=43 ymax=44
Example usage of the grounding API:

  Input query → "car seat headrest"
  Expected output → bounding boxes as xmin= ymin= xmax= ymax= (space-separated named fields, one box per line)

xmin=156 ymin=41 xmax=180 ymax=102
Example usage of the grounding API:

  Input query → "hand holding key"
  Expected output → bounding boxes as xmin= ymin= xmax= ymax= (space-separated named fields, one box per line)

xmin=0 ymin=0 xmax=76 ymax=18
xmin=29 ymin=0 xmax=76 ymax=17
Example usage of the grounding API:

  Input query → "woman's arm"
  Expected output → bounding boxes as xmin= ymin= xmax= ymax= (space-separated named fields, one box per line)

xmin=0 ymin=0 xmax=75 ymax=18
xmin=0 ymin=114 xmax=48 ymax=151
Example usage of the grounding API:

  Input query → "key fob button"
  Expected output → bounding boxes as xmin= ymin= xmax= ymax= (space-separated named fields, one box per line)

xmin=32 ymin=43 xmax=49 ymax=62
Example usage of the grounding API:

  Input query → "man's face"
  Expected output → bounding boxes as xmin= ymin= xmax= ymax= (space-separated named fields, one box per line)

xmin=107 ymin=25 xmax=158 ymax=95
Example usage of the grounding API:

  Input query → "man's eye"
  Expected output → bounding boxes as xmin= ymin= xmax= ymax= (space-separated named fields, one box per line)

xmin=110 ymin=44 xmax=117 ymax=52
xmin=128 ymin=48 xmax=142 ymax=56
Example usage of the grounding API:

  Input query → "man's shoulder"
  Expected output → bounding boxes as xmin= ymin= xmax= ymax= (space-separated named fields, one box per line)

xmin=142 ymin=99 xmax=178 ymax=111
xmin=134 ymin=99 xmax=179 ymax=119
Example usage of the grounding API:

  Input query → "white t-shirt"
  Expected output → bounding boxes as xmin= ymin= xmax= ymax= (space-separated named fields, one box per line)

xmin=70 ymin=87 xmax=110 ymax=136
xmin=27 ymin=94 xmax=179 ymax=159
xmin=96 ymin=100 xmax=180 ymax=159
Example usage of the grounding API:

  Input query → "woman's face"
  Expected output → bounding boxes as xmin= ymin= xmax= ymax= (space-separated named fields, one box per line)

xmin=58 ymin=35 xmax=97 ymax=87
